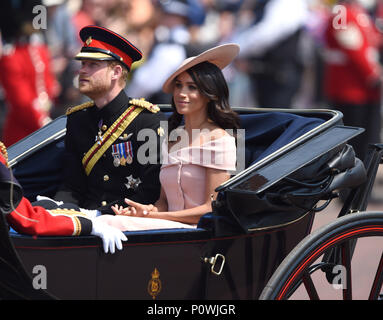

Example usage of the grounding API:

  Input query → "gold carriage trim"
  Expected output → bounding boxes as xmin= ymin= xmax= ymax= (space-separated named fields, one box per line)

xmin=66 ymin=101 xmax=95 ymax=116
xmin=129 ymin=98 xmax=160 ymax=113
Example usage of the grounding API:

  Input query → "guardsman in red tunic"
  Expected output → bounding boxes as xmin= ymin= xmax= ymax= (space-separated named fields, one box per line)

xmin=323 ymin=0 xmax=382 ymax=159
xmin=0 ymin=0 xmax=59 ymax=147
xmin=0 ymin=142 xmax=127 ymax=253
xmin=0 ymin=38 xmax=58 ymax=147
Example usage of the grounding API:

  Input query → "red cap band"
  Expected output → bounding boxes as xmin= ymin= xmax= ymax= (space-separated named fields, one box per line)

xmin=83 ymin=37 xmax=133 ymax=69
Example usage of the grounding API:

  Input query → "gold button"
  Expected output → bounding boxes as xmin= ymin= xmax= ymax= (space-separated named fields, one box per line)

xmin=101 ymin=201 xmax=107 ymax=206
xmin=101 ymin=125 xmax=107 ymax=131
xmin=103 ymin=175 xmax=109 ymax=181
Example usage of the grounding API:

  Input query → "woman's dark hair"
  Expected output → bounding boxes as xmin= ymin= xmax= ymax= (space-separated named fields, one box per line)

xmin=168 ymin=61 xmax=240 ymax=134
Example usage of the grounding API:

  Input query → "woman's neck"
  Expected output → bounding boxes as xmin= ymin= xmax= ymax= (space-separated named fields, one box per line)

xmin=183 ymin=112 xmax=209 ymax=133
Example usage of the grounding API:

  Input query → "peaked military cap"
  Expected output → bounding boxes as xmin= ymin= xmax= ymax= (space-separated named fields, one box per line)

xmin=75 ymin=25 xmax=142 ymax=71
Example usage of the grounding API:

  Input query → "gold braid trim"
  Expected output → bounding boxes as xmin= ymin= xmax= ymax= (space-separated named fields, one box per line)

xmin=72 ymin=217 xmax=82 ymax=236
xmin=0 ymin=141 xmax=9 ymax=167
xmin=49 ymin=208 xmax=88 ymax=217
xmin=129 ymin=98 xmax=160 ymax=113
xmin=47 ymin=209 xmax=88 ymax=236
xmin=66 ymin=101 xmax=94 ymax=116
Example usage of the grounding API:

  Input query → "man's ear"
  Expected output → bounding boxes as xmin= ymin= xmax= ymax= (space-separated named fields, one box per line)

xmin=111 ymin=64 xmax=123 ymax=81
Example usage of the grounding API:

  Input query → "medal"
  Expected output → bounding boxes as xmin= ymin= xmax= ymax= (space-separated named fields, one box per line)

xmin=113 ymin=155 xmax=121 ymax=167
xmin=111 ymin=141 xmax=134 ymax=167
xmin=126 ymin=141 xmax=133 ymax=164
xmin=96 ymin=119 xmax=104 ymax=145
xmin=125 ymin=175 xmax=142 ymax=190
xmin=112 ymin=144 xmax=121 ymax=167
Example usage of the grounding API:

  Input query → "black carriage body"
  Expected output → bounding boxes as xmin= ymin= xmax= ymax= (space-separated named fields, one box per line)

xmin=2 ymin=107 xmax=364 ymax=300
xmin=10 ymin=217 xmax=313 ymax=300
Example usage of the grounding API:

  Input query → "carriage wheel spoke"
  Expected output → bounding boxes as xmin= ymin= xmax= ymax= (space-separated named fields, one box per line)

xmin=341 ymin=241 xmax=352 ymax=300
xmin=302 ymin=272 xmax=319 ymax=300
xmin=369 ymin=252 xmax=383 ymax=300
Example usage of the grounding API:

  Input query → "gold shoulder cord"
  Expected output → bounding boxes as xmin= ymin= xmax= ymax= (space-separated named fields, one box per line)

xmin=129 ymin=98 xmax=160 ymax=113
xmin=66 ymin=101 xmax=94 ymax=116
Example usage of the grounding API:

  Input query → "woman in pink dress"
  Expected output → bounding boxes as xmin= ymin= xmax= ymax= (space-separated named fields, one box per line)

xmin=97 ymin=44 xmax=240 ymax=231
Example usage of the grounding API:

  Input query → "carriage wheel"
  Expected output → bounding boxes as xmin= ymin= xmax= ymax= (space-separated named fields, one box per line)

xmin=259 ymin=211 xmax=383 ymax=300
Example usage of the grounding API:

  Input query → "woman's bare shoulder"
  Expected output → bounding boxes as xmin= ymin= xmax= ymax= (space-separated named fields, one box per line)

xmin=206 ymin=126 xmax=232 ymax=141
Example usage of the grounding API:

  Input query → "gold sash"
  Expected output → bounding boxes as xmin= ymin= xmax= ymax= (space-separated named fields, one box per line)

xmin=82 ymin=105 xmax=144 ymax=176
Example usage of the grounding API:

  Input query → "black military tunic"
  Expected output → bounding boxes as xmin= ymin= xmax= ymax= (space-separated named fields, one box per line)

xmin=55 ymin=90 xmax=167 ymax=214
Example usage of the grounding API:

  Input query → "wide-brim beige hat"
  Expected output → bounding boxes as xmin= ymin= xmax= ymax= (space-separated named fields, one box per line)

xmin=162 ymin=43 xmax=240 ymax=93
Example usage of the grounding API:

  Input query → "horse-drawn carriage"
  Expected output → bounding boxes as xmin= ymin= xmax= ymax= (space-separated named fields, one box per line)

xmin=1 ymin=106 xmax=382 ymax=300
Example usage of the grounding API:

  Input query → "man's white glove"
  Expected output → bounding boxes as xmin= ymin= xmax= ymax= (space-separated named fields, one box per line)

xmin=91 ymin=219 xmax=127 ymax=254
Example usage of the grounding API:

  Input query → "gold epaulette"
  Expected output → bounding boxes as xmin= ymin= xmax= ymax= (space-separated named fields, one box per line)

xmin=66 ymin=101 xmax=94 ymax=116
xmin=129 ymin=98 xmax=160 ymax=113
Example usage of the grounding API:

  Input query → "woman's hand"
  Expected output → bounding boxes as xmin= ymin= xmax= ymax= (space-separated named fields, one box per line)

xmin=111 ymin=198 xmax=158 ymax=217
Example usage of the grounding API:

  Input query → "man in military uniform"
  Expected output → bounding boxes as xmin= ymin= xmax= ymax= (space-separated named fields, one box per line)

xmin=52 ymin=25 xmax=166 ymax=214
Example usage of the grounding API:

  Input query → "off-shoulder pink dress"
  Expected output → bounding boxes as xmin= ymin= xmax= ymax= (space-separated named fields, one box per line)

xmin=96 ymin=132 xmax=237 ymax=231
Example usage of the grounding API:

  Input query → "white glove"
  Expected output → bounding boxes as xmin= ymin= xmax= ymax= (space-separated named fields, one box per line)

xmin=36 ymin=195 xmax=64 ymax=206
xmin=91 ymin=219 xmax=128 ymax=254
